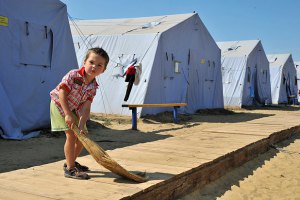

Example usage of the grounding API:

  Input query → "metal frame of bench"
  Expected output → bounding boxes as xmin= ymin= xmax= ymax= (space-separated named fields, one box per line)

xmin=122 ymin=103 xmax=187 ymax=130
xmin=288 ymin=95 xmax=298 ymax=105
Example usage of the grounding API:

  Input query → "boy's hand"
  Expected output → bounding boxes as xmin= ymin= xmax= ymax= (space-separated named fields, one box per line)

xmin=80 ymin=129 xmax=88 ymax=136
xmin=65 ymin=114 xmax=75 ymax=128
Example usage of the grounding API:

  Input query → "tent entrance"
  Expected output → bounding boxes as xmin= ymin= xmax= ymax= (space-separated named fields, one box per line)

xmin=251 ymin=65 xmax=261 ymax=104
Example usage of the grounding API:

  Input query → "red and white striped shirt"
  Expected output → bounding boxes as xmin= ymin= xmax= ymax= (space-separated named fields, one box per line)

xmin=50 ymin=67 xmax=98 ymax=116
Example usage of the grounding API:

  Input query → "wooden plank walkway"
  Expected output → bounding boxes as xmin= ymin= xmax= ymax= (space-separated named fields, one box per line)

xmin=1 ymin=108 xmax=300 ymax=200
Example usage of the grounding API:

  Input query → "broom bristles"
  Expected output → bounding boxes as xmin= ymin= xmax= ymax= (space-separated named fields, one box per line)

xmin=72 ymin=125 xmax=148 ymax=182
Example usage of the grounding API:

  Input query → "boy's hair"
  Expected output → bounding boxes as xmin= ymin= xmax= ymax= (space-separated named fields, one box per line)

xmin=84 ymin=47 xmax=109 ymax=66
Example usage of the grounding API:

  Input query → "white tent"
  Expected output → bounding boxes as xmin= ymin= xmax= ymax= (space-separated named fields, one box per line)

xmin=0 ymin=0 xmax=77 ymax=139
xmin=267 ymin=54 xmax=297 ymax=104
xmin=217 ymin=40 xmax=272 ymax=107
xmin=295 ymin=61 xmax=300 ymax=102
xmin=70 ymin=13 xmax=223 ymax=117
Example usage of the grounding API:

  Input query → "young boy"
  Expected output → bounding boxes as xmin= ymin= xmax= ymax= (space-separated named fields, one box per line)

xmin=50 ymin=47 xmax=109 ymax=179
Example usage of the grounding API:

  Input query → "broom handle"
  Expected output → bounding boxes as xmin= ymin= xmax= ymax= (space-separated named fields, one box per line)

xmin=72 ymin=124 xmax=109 ymax=156
xmin=71 ymin=123 xmax=147 ymax=182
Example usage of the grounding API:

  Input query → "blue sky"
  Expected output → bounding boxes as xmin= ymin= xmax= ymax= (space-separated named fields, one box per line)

xmin=61 ymin=0 xmax=300 ymax=61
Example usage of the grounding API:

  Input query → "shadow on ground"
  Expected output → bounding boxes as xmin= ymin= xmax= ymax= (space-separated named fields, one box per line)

xmin=142 ymin=108 xmax=274 ymax=124
xmin=0 ymin=119 xmax=182 ymax=173
xmin=243 ymin=104 xmax=300 ymax=111
xmin=86 ymin=170 xmax=174 ymax=184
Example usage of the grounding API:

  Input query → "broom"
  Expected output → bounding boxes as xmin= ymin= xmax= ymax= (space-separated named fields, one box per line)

xmin=71 ymin=124 xmax=148 ymax=183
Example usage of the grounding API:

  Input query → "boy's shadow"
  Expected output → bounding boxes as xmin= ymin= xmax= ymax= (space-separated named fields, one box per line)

xmin=87 ymin=170 xmax=175 ymax=184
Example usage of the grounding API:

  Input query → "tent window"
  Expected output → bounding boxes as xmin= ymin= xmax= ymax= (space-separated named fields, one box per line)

xmin=222 ymin=67 xmax=232 ymax=84
xmin=142 ymin=21 xmax=161 ymax=29
xmin=221 ymin=67 xmax=226 ymax=77
xmin=262 ymin=69 xmax=268 ymax=83
xmin=295 ymin=76 xmax=297 ymax=85
xmin=174 ymin=61 xmax=181 ymax=73
xmin=247 ymin=67 xmax=251 ymax=83
xmin=268 ymin=57 xmax=277 ymax=63
xmin=19 ymin=21 xmax=53 ymax=67
xmin=207 ymin=60 xmax=215 ymax=81
xmin=227 ymin=45 xmax=240 ymax=51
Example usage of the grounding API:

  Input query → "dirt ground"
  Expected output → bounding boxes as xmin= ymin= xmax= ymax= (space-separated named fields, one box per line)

xmin=1 ymin=106 xmax=300 ymax=200
xmin=180 ymin=132 xmax=300 ymax=200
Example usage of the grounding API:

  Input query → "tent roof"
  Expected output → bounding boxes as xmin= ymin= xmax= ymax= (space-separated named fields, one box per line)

xmin=70 ymin=13 xmax=196 ymax=35
xmin=217 ymin=40 xmax=261 ymax=57
xmin=267 ymin=54 xmax=291 ymax=67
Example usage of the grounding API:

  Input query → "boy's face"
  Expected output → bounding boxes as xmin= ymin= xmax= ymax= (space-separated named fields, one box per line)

xmin=84 ymin=52 xmax=106 ymax=79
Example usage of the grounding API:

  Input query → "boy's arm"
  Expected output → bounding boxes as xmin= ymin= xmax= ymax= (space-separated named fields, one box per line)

xmin=58 ymin=88 xmax=74 ymax=127
xmin=78 ymin=100 xmax=92 ymax=133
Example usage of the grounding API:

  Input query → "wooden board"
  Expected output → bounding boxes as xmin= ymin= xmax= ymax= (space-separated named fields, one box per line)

xmin=122 ymin=103 xmax=187 ymax=108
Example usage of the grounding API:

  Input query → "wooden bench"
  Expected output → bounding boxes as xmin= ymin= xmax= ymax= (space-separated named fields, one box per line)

xmin=122 ymin=103 xmax=187 ymax=130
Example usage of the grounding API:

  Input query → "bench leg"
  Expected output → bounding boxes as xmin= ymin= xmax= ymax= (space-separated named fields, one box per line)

xmin=173 ymin=106 xmax=179 ymax=123
xmin=130 ymin=107 xmax=137 ymax=130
